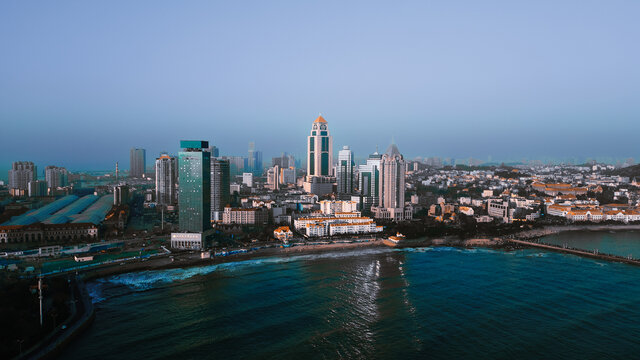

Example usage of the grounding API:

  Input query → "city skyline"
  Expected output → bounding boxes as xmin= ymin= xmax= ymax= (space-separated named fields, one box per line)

xmin=2 ymin=1 xmax=640 ymax=178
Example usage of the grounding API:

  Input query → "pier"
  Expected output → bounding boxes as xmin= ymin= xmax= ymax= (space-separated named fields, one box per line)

xmin=507 ymin=238 xmax=640 ymax=266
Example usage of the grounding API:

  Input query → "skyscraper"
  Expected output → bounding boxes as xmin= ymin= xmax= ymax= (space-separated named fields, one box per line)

xmin=272 ymin=152 xmax=295 ymax=169
xmin=8 ymin=161 xmax=36 ymax=196
xmin=211 ymin=158 xmax=230 ymax=221
xmin=307 ymin=115 xmax=333 ymax=178
xmin=224 ymin=156 xmax=245 ymax=179
xmin=267 ymin=165 xmax=280 ymax=190
xmin=130 ymin=148 xmax=146 ymax=178
xmin=178 ymin=141 xmax=211 ymax=233
xmin=372 ymin=143 xmax=412 ymax=221
xmin=45 ymin=165 xmax=69 ymax=189
xmin=336 ymin=146 xmax=354 ymax=195
xmin=246 ymin=142 xmax=263 ymax=176
xmin=208 ymin=145 xmax=220 ymax=158
xmin=358 ymin=150 xmax=382 ymax=213
xmin=155 ymin=153 xmax=177 ymax=207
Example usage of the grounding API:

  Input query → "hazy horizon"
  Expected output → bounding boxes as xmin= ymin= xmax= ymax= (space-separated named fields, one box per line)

xmin=2 ymin=1 xmax=639 ymax=180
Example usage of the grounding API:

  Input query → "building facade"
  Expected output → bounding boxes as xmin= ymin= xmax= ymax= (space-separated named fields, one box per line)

xmin=170 ymin=232 xmax=204 ymax=250
xmin=45 ymin=166 xmax=69 ymax=190
xmin=267 ymin=165 xmax=280 ymax=190
xmin=242 ymin=173 xmax=253 ymax=187
xmin=358 ymin=151 xmax=382 ymax=212
xmin=0 ymin=223 xmax=99 ymax=243
xmin=114 ymin=185 xmax=130 ymax=206
xmin=280 ymin=167 xmax=296 ymax=185
xmin=28 ymin=180 xmax=48 ymax=197
xmin=222 ymin=207 xmax=269 ymax=225
xmin=211 ymin=158 xmax=230 ymax=222
xmin=130 ymin=148 xmax=146 ymax=178
xmin=307 ymin=115 xmax=333 ymax=178
xmin=155 ymin=154 xmax=178 ymax=207
xmin=178 ymin=140 xmax=211 ymax=232
xmin=8 ymin=161 xmax=37 ymax=196
xmin=337 ymin=146 xmax=354 ymax=195
xmin=246 ymin=142 xmax=263 ymax=176
xmin=372 ymin=144 xmax=412 ymax=221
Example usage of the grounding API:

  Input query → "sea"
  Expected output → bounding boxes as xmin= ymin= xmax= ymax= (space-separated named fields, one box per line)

xmin=60 ymin=231 xmax=640 ymax=359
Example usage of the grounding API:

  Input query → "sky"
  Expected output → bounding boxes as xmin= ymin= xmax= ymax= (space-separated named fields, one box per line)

xmin=1 ymin=0 xmax=640 ymax=179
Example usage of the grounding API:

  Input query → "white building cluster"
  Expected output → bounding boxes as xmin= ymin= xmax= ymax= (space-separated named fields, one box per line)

xmin=294 ymin=212 xmax=383 ymax=237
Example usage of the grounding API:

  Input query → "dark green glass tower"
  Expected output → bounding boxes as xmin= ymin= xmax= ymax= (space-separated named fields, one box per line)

xmin=178 ymin=140 xmax=211 ymax=233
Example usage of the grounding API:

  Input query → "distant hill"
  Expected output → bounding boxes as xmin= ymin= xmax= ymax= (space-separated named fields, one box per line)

xmin=607 ymin=164 xmax=640 ymax=179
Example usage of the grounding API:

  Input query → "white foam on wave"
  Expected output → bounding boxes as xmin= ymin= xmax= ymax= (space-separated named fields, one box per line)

xmin=86 ymin=282 xmax=106 ymax=303
xmin=103 ymin=247 xmax=395 ymax=290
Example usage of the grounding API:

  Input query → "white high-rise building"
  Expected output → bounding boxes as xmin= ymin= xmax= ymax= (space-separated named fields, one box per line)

xmin=267 ymin=165 xmax=280 ymax=190
xmin=44 ymin=166 xmax=69 ymax=190
xmin=242 ymin=173 xmax=253 ymax=187
xmin=372 ymin=143 xmax=412 ymax=221
xmin=279 ymin=167 xmax=296 ymax=185
xmin=336 ymin=146 xmax=354 ymax=195
xmin=8 ymin=161 xmax=36 ymax=196
xmin=155 ymin=154 xmax=177 ymax=207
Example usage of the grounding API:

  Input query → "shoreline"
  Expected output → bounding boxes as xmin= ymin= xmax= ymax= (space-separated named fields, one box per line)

xmin=81 ymin=223 xmax=640 ymax=282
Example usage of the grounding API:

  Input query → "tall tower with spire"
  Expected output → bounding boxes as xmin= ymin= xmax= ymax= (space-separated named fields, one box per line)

xmin=307 ymin=115 xmax=333 ymax=178
xmin=372 ymin=142 xmax=412 ymax=221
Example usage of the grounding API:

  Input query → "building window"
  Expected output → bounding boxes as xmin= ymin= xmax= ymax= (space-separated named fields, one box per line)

xmin=321 ymin=153 xmax=329 ymax=175
xmin=321 ymin=137 xmax=329 ymax=151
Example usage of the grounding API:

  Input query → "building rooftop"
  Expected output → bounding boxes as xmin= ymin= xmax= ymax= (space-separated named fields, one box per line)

xmin=2 ymin=195 xmax=79 ymax=226
xmin=42 ymin=195 xmax=99 ymax=224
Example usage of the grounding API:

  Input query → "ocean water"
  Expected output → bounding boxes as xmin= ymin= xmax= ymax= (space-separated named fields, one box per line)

xmin=543 ymin=230 xmax=640 ymax=258
xmin=61 ymin=245 xmax=640 ymax=359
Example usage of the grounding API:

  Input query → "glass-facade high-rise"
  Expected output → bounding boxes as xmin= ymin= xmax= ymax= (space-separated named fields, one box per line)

xmin=155 ymin=153 xmax=177 ymax=207
xmin=358 ymin=151 xmax=382 ymax=213
xmin=178 ymin=141 xmax=211 ymax=233
xmin=337 ymin=146 xmax=354 ymax=195
xmin=211 ymin=158 xmax=230 ymax=221
xmin=246 ymin=142 xmax=263 ymax=176
xmin=130 ymin=148 xmax=146 ymax=178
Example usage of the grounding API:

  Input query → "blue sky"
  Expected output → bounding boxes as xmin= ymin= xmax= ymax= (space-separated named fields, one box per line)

xmin=1 ymin=0 xmax=639 ymax=179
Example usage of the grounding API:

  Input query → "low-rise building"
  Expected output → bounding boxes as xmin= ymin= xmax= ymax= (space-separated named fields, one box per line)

xmin=222 ymin=206 xmax=269 ymax=225
xmin=274 ymin=226 xmax=293 ymax=243
xmin=171 ymin=232 xmax=204 ymax=250
xmin=0 ymin=223 xmax=99 ymax=244
xmin=294 ymin=213 xmax=383 ymax=237
xmin=319 ymin=200 xmax=358 ymax=214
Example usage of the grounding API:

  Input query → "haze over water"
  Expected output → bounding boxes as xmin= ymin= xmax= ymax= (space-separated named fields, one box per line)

xmin=62 ymin=236 xmax=640 ymax=359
